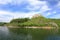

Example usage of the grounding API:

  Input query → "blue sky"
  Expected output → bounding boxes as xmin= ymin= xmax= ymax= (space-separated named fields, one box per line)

xmin=0 ymin=0 xmax=60 ymax=22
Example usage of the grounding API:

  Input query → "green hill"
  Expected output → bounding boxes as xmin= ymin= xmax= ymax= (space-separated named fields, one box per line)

xmin=6 ymin=14 xmax=58 ymax=27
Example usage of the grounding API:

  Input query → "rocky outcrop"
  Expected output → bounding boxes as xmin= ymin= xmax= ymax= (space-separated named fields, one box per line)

xmin=32 ymin=14 xmax=41 ymax=18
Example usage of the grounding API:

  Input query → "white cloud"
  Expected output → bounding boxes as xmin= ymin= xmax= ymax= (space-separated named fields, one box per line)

xmin=0 ymin=10 xmax=39 ymax=22
xmin=52 ymin=11 xmax=56 ymax=13
xmin=0 ymin=11 xmax=14 ymax=22
xmin=46 ymin=13 xmax=51 ymax=16
xmin=50 ymin=14 xmax=60 ymax=19
xmin=27 ymin=0 xmax=44 ymax=11
xmin=26 ymin=0 xmax=51 ymax=13
xmin=0 ymin=0 xmax=13 ymax=4
xmin=0 ymin=0 xmax=53 ymax=22
xmin=0 ymin=0 xmax=50 ymax=13
xmin=0 ymin=0 xmax=25 ymax=5
xmin=41 ymin=5 xmax=51 ymax=12
xmin=57 ymin=1 xmax=60 ymax=8
xmin=45 ymin=11 xmax=57 ymax=17
xmin=27 ymin=0 xmax=51 ymax=17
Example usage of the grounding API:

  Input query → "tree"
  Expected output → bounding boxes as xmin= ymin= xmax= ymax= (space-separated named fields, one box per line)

xmin=10 ymin=18 xmax=30 ymax=23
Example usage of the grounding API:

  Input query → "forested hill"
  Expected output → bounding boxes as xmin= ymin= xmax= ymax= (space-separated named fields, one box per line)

xmin=6 ymin=14 xmax=60 ymax=27
xmin=0 ymin=14 xmax=59 ymax=27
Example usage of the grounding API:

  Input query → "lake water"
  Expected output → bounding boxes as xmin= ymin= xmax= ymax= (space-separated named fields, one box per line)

xmin=0 ymin=26 xmax=60 ymax=40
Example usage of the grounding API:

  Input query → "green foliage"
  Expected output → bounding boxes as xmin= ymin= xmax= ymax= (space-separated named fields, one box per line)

xmin=0 ymin=14 xmax=60 ymax=27
xmin=0 ymin=22 xmax=7 ymax=26
xmin=8 ymin=15 xmax=54 ymax=27
xmin=10 ymin=18 xmax=30 ymax=23
xmin=51 ymin=19 xmax=60 ymax=27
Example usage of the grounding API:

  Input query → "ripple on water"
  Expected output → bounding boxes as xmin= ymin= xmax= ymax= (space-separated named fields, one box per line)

xmin=45 ymin=36 xmax=60 ymax=40
xmin=0 ymin=27 xmax=10 ymax=36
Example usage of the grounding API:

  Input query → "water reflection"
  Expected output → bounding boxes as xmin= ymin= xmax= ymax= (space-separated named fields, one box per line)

xmin=0 ymin=27 xmax=59 ymax=40
xmin=9 ymin=28 xmax=32 ymax=40
xmin=0 ymin=27 xmax=10 ymax=40
xmin=46 ymin=36 xmax=60 ymax=40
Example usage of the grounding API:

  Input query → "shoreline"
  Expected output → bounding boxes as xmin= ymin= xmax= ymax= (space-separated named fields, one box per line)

xmin=8 ymin=26 xmax=56 ymax=29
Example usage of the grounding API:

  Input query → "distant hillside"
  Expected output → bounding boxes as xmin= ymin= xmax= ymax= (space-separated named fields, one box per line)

xmin=50 ymin=19 xmax=60 ymax=27
xmin=6 ymin=14 xmax=57 ymax=27
xmin=0 ymin=22 xmax=7 ymax=26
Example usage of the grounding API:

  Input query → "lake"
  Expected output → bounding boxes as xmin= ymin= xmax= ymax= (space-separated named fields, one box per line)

xmin=0 ymin=26 xmax=60 ymax=40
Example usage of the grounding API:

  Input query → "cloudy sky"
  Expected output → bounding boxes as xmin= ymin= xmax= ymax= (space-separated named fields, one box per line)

xmin=0 ymin=0 xmax=60 ymax=22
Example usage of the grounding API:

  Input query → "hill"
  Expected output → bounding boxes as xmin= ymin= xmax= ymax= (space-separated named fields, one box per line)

xmin=6 ymin=14 xmax=58 ymax=28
